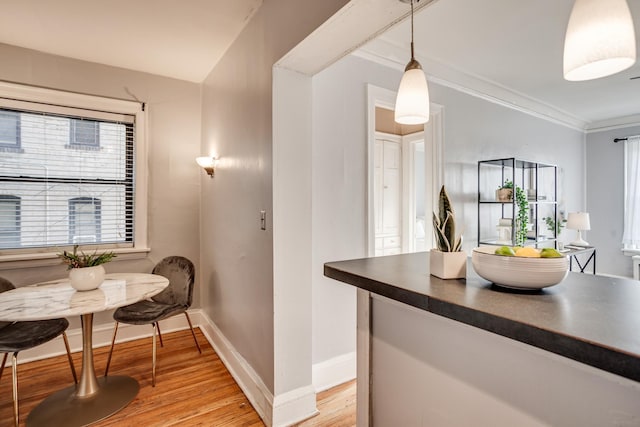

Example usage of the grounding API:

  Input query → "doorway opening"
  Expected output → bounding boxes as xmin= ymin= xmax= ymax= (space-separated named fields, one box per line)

xmin=366 ymin=84 xmax=443 ymax=258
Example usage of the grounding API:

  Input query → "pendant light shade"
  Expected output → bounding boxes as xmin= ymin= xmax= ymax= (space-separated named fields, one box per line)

xmin=395 ymin=0 xmax=430 ymax=125
xmin=563 ymin=0 xmax=636 ymax=81
xmin=395 ymin=61 xmax=430 ymax=124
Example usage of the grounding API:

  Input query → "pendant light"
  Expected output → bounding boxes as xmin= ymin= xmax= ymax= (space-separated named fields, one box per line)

xmin=395 ymin=0 xmax=430 ymax=125
xmin=563 ymin=0 xmax=636 ymax=81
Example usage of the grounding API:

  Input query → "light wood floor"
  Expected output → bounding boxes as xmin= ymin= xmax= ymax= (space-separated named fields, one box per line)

xmin=0 ymin=328 xmax=355 ymax=427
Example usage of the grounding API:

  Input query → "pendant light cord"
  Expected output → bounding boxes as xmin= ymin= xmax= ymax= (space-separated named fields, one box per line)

xmin=410 ymin=0 xmax=415 ymax=60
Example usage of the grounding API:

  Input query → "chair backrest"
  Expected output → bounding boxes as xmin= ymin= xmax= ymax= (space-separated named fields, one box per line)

xmin=0 ymin=277 xmax=15 ymax=329
xmin=151 ymin=256 xmax=195 ymax=308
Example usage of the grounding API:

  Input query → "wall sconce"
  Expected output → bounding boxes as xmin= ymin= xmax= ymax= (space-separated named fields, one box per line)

xmin=196 ymin=156 xmax=217 ymax=178
xmin=563 ymin=0 xmax=636 ymax=81
xmin=566 ymin=212 xmax=591 ymax=246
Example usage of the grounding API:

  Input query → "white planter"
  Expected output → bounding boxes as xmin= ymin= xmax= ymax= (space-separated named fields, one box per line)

xmin=429 ymin=250 xmax=467 ymax=279
xmin=69 ymin=265 xmax=105 ymax=291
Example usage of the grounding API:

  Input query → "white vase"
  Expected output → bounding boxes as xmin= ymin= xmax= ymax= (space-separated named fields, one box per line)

xmin=429 ymin=249 xmax=467 ymax=279
xmin=69 ymin=265 xmax=105 ymax=291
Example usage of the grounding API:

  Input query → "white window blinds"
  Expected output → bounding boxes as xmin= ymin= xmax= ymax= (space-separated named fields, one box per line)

xmin=0 ymin=100 xmax=135 ymax=251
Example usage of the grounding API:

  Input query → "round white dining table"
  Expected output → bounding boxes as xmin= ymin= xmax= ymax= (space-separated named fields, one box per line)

xmin=0 ymin=272 xmax=169 ymax=427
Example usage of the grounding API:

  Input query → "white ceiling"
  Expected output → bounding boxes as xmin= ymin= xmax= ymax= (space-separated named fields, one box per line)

xmin=0 ymin=0 xmax=262 ymax=83
xmin=1 ymin=0 xmax=638 ymax=129
xmin=359 ymin=0 xmax=640 ymax=130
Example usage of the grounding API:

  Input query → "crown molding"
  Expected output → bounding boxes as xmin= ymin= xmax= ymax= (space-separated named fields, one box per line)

xmin=354 ymin=37 xmax=588 ymax=132
xmin=585 ymin=114 xmax=640 ymax=133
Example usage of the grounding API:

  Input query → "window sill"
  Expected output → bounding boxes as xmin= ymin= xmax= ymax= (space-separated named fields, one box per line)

xmin=0 ymin=146 xmax=24 ymax=153
xmin=0 ymin=247 xmax=151 ymax=270
xmin=622 ymin=249 xmax=640 ymax=257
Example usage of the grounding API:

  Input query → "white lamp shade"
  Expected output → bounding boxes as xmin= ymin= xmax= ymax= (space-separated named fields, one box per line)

xmin=196 ymin=156 xmax=215 ymax=168
xmin=394 ymin=68 xmax=430 ymax=125
xmin=563 ymin=0 xmax=636 ymax=81
xmin=566 ymin=212 xmax=591 ymax=230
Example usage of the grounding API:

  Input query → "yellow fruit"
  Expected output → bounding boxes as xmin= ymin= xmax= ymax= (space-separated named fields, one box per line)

xmin=515 ymin=247 xmax=541 ymax=258
xmin=494 ymin=246 xmax=515 ymax=256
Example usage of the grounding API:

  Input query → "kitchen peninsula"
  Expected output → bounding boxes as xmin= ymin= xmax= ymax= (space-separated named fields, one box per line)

xmin=325 ymin=252 xmax=640 ymax=427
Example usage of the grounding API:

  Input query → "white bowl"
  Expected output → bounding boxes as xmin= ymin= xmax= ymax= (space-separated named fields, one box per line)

xmin=471 ymin=246 xmax=568 ymax=290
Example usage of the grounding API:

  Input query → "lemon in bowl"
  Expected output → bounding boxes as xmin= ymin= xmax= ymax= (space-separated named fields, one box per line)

xmin=515 ymin=247 xmax=541 ymax=258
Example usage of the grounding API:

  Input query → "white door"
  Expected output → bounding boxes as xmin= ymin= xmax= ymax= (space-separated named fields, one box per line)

xmin=382 ymin=140 xmax=401 ymax=236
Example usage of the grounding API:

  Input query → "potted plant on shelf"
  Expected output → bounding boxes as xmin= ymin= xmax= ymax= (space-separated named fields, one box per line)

xmin=58 ymin=245 xmax=116 ymax=291
xmin=430 ymin=185 xmax=466 ymax=279
xmin=543 ymin=214 xmax=567 ymax=248
xmin=496 ymin=179 xmax=513 ymax=202
xmin=515 ymin=186 xmax=529 ymax=246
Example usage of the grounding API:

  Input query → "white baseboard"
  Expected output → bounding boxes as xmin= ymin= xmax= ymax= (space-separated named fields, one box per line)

xmin=196 ymin=313 xmax=324 ymax=427
xmin=196 ymin=311 xmax=276 ymax=426
xmin=312 ymin=351 xmax=357 ymax=392
xmin=272 ymin=384 xmax=318 ymax=427
xmin=9 ymin=309 xmax=335 ymax=427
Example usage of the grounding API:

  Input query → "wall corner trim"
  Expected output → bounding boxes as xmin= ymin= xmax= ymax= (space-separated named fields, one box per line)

xmin=272 ymin=384 xmax=318 ymax=427
xmin=197 ymin=312 xmax=275 ymax=425
xmin=200 ymin=312 xmax=320 ymax=427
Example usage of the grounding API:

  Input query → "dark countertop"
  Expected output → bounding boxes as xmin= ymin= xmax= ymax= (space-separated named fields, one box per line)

xmin=324 ymin=252 xmax=640 ymax=383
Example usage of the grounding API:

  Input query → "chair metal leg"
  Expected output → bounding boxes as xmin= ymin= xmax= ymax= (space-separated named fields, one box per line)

xmin=104 ymin=322 xmax=119 ymax=376
xmin=11 ymin=352 xmax=19 ymax=427
xmin=184 ymin=312 xmax=202 ymax=354
xmin=157 ymin=321 xmax=164 ymax=348
xmin=0 ymin=352 xmax=7 ymax=383
xmin=152 ymin=322 xmax=157 ymax=387
xmin=62 ymin=331 xmax=78 ymax=384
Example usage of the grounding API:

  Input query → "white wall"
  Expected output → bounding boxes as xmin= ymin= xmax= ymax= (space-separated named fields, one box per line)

xmin=586 ymin=125 xmax=640 ymax=277
xmin=311 ymin=55 xmax=401 ymax=370
xmin=0 ymin=43 xmax=202 ymax=328
xmin=310 ymin=54 xmax=586 ymax=374
xmin=198 ymin=0 xmax=349 ymax=408
xmin=431 ymin=82 xmax=586 ymax=251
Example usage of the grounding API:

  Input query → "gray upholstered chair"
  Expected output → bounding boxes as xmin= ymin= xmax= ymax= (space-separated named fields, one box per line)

xmin=104 ymin=256 xmax=201 ymax=386
xmin=0 ymin=277 xmax=77 ymax=427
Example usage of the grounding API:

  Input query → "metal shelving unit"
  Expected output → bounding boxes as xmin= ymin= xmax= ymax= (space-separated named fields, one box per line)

xmin=477 ymin=158 xmax=557 ymax=248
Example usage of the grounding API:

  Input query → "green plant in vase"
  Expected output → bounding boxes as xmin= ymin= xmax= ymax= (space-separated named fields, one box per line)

xmin=58 ymin=245 xmax=116 ymax=291
xmin=58 ymin=245 xmax=116 ymax=269
xmin=496 ymin=179 xmax=514 ymax=202
xmin=543 ymin=215 xmax=567 ymax=237
xmin=430 ymin=186 xmax=465 ymax=279
xmin=432 ymin=186 xmax=463 ymax=252
xmin=515 ymin=186 xmax=528 ymax=246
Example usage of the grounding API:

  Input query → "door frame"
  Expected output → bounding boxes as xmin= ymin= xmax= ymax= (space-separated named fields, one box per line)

xmin=366 ymin=84 xmax=443 ymax=257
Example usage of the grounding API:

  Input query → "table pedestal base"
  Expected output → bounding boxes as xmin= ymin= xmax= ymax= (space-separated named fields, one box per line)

xmin=26 ymin=376 xmax=139 ymax=427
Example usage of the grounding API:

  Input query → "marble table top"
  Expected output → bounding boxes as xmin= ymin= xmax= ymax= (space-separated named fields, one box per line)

xmin=0 ymin=273 xmax=169 ymax=321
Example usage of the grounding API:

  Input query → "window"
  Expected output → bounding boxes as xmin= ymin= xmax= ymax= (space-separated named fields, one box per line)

xmin=69 ymin=197 xmax=101 ymax=244
xmin=623 ymin=136 xmax=640 ymax=252
xmin=0 ymin=196 xmax=20 ymax=249
xmin=0 ymin=110 xmax=21 ymax=151
xmin=69 ymin=119 xmax=100 ymax=149
xmin=0 ymin=81 xmax=147 ymax=263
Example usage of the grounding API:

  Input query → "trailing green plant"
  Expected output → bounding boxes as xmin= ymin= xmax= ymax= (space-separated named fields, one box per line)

xmin=543 ymin=215 xmax=566 ymax=236
xmin=432 ymin=185 xmax=463 ymax=252
xmin=58 ymin=245 xmax=116 ymax=270
xmin=514 ymin=186 xmax=529 ymax=246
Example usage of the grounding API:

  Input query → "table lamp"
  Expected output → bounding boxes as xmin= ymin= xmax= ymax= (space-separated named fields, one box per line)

xmin=566 ymin=212 xmax=591 ymax=246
